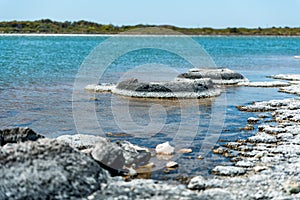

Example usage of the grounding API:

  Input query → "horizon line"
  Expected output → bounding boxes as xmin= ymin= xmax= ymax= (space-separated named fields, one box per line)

xmin=1 ymin=19 xmax=300 ymax=29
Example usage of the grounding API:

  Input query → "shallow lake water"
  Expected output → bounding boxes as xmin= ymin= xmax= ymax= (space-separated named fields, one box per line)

xmin=0 ymin=35 xmax=299 ymax=180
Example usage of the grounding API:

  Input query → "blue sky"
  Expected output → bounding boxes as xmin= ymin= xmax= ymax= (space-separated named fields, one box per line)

xmin=0 ymin=0 xmax=299 ymax=28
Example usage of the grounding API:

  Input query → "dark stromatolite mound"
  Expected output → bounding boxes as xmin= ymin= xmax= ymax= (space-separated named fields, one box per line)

xmin=114 ymin=78 xmax=220 ymax=98
xmin=0 ymin=127 xmax=44 ymax=146
xmin=0 ymin=139 xmax=110 ymax=200
xmin=178 ymin=68 xmax=248 ymax=85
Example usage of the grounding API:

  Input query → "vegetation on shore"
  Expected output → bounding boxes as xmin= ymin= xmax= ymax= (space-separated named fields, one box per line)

xmin=0 ymin=19 xmax=300 ymax=35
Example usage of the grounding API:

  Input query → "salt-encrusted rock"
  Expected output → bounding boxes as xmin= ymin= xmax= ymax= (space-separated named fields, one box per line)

xmin=270 ymin=74 xmax=300 ymax=81
xmin=198 ymin=188 xmax=233 ymax=200
xmin=0 ymin=139 xmax=110 ymax=199
xmin=211 ymin=166 xmax=246 ymax=176
xmin=178 ymin=68 xmax=248 ymax=85
xmin=113 ymin=78 xmax=221 ymax=98
xmin=56 ymin=134 xmax=107 ymax=150
xmin=253 ymin=166 xmax=268 ymax=172
xmin=237 ymin=98 xmax=295 ymax=112
xmin=247 ymin=117 xmax=260 ymax=124
xmin=279 ymin=84 xmax=300 ymax=96
xmin=239 ymin=81 xmax=290 ymax=87
xmin=235 ymin=160 xmax=255 ymax=168
xmin=85 ymin=83 xmax=116 ymax=92
xmin=237 ymin=105 xmax=276 ymax=112
xmin=292 ymin=134 xmax=300 ymax=145
xmin=248 ymin=132 xmax=277 ymax=143
xmin=166 ymin=161 xmax=178 ymax=168
xmin=239 ymin=124 xmax=254 ymax=131
xmin=294 ymin=56 xmax=300 ymax=59
xmin=258 ymin=125 xmax=286 ymax=134
xmin=155 ymin=142 xmax=175 ymax=155
xmin=0 ymin=127 xmax=44 ymax=146
xmin=116 ymin=141 xmax=151 ymax=168
xmin=277 ymin=133 xmax=293 ymax=141
xmin=270 ymin=144 xmax=300 ymax=155
xmin=187 ymin=176 xmax=206 ymax=190
xmin=253 ymin=151 xmax=268 ymax=159
xmin=224 ymin=142 xmax=242 ymax=150
xmin=91 ymin=140 xmax=125 ymax=171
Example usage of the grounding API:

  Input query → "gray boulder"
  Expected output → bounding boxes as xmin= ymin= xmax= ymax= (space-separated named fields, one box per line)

xmin=0 ymin=139 xmax=110 ymax=200
xmin=88 ymin=178 xmax=200 ymax=200
xmin=211 ymin=166 xmax=246 ymax=176
xmin=0 ymin=127 xmax=44 ymax=146
xmin=116 ymin=141 xmax=151 ymax=168
xmin=91 ymin=140 xmax=126 ymax=172
xmin=198 ymin=188 xmax=233 ymax=200
xmin=56 ymin=134 xmax=108 ymax=150
xmin=188 ymin=176 xmax=206 ymax=190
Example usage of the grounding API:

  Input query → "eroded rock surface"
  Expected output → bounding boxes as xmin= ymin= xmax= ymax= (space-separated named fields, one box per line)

xmin=0 ymin=139 xmax=110 ymax=200
xmin=0 ymin=127 xmax=44 ymax=146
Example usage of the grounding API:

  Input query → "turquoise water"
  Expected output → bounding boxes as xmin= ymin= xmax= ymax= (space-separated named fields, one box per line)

xmin=0 ymin=35 xmax=299 ymax=178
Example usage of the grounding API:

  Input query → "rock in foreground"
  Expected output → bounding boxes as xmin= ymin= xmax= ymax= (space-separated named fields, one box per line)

xmin=0 ymin=139 xmax=110 ymax=200
xmin=0 ymin=127 xmax=44 ymax=146
xmin=88 ymin=178 xmax=200 ymax=200
xmin=91 ymin=139 xmax=126 ymax=172
xmin=56 ymin=134 xmax=108 ymax=150
xmin=116 ymin=141 xmax=151 ymax=168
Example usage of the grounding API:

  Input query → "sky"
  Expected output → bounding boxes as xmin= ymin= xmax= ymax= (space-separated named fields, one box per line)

xmin=0 ymin=0 xmax=299 ymax=28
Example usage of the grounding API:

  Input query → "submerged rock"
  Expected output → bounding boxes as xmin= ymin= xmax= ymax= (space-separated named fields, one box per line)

xmin=178 ymin=68 xmax=248 ymax=85
xmin=248 ymin=132 xmax=277 ymax=143
xmin=0 ymin=139 xmax=110 ymax=199
xmin=239 ymin=81 xmax=290 ymax=87
xmin=279 ymin=84 xmax=300 ymax=96
xmin=85 ymin=83 xmax=116 ymax=92
xmin=247 ymin=117 xmax=260 ymax=124
xmin=166 ymin=161 xmax=179 ymax=168
xmin=0 ymin=127 xmax=44 ymax=146
xmin=270 ymin=74 xmax=300 ymax=81
xmin=178 ymin=148 xmax=193 ymax=153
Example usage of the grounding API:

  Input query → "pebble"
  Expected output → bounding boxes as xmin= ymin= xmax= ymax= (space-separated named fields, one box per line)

xmin=155 ymin=142 xmax=175 ymax=155
xmin=211 ymin=166 xmax=246 ymax=176
xmin=178 ymin=148 xmax=193 ymax=153
xmin=247 ymin=117 xmax=260 ymax=124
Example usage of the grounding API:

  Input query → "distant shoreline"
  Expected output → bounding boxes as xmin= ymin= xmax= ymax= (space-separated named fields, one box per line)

xmin=1 ymin=19 xmax=300 ymax=36
xmin=1 ymin=33 xmax=300 ymax=37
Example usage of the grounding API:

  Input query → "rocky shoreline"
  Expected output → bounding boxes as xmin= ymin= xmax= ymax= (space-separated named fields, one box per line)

xmin=1 ymin=74 xmax=300 ymax=199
